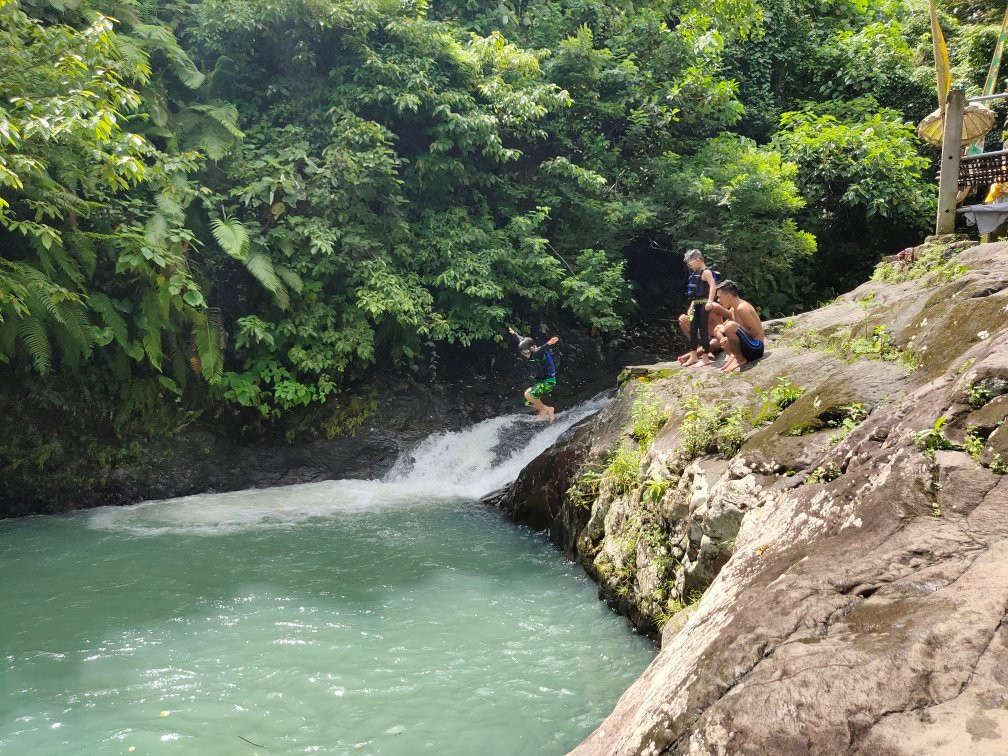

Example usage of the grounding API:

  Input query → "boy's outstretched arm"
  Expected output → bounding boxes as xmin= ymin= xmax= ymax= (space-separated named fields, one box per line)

xmin=507 ymin=326 xmax=523 ymax=344
xmin=546 ymin=336 xmax=559 ymax=346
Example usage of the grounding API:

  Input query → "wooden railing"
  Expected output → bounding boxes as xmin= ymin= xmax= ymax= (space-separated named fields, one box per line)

xmin=958 ymin=149 xmax=1008 ymax=189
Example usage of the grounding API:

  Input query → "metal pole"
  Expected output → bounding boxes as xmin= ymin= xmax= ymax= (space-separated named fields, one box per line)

xmin=936 ymin=89 xmax=965 ymax=235
xmin=968 ymin=92 xmax=1008 ymax=103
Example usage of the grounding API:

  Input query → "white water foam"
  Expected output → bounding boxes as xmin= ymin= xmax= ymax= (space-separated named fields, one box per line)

xmin=87 ymin=394 xmax=610 ymax=536
xmin=384 ymin=392 xmax=609 ymax=496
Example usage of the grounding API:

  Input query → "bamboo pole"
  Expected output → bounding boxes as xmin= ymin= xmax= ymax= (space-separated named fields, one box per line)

xmin=936 ymin=89 xmax=965 ymax=235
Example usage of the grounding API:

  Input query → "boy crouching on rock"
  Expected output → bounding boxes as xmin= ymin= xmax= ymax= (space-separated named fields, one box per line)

xmin=707 ymin=280 xmax=764 ymax=373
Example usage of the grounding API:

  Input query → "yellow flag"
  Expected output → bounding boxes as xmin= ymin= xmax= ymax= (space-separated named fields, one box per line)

xmin=982 ymin=5 xmax=1008 ymax=96
xmin=929 ymin=0 xmax=951 ymax=109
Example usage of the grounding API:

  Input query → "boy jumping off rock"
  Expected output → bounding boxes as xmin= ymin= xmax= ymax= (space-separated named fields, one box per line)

xmin=680 ymin=249 xmax=717 ymax=367
xmin=507 ymin=326 xmax=560 ymax=423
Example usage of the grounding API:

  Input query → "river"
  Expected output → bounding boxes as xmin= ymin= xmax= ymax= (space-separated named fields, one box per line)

xmin=0 ymin=398 xmax=654 ymax=754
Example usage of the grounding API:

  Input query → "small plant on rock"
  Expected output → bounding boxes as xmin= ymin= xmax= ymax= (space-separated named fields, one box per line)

xmin=828 ymin=403 xmax=868 ymax=445
xmin=643 ymin=476 xmax=670 ymax=506
xmin=967 ymin=383 xmax=997 ymax=409
xmin=914 ymin=417 xmax=958 ymax=457
xmin=717 ymin=407 xmax=750 ymax=457
xmin=607 ymin=445 xmax=645 ymax=496
xmin=963 ymin=427 xmax=985 ymax=461
xmin=871 ymin=243 xmax=969 ymax=285
xmin=632 ymin=388 xmax=670 ymax=444
xmin=752 ymin=376 xmax=805 ymax=426
xmin=566 ymin=464 xmax=605 ymax=510
xmin=678 ymin=395 xmax=726 ymax=461
xmin=806 ymin=463 xmax=842 ymax=484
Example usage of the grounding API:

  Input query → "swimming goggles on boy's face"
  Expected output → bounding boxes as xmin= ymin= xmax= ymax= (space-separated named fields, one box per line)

xmin=520 ymin=348 xmax=532 ymax=357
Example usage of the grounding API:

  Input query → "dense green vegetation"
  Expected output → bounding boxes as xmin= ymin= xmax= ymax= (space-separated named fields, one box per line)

xmin=0 ymin=0 xmax=1001 ymax=434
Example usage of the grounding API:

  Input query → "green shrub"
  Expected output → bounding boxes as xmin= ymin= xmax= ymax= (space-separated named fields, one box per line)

xmin=643 ymin=476 xmax=671 ymax=506
xmin=914 ymin=417 xmax=958 ymax=457
xmin=752 ymin=376 xmax=805 ymax=426
xmin=806 ymin=463 xmax=842 ymax=484
xmin=607 ymin=445 xmax=645 ymax=495
xmin=871 ymin=244 xmax=969 ymax=285
xmin=632 ymin=389 xmax=670 ymax=445
xmin=828 ymin=403 xmax=869 ymax=445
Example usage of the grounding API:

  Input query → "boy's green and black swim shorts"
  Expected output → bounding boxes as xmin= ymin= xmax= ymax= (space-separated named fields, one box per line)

xmin=527 ymin=377 xmax=557 ymax=401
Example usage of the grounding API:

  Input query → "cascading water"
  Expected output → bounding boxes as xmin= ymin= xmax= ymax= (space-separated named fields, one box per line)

xmin=0 ymin=395 xmax=654 ymax=755
xmin=88 ymin=394 xmax=610 ymax=536
xmin=385 ymin=393 xmax=610 ymax=496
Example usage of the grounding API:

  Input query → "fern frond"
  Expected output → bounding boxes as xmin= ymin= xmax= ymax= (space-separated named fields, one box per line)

xmin=22 ymin=288 xmax=66 ymax=326
xmin=210 ymin=214 xmax=249 ymax=261
xmin=89 ymin=293 xmax=129 ymax=347
xmin=190 ymin=103 xmax=245 ymax=139
xmin=13 ymin=263 xmax=77 ymax=324
xmin=18 ymin=316 xmax=51 ymax=375
xmin=276 ymin=264 xmax=304 ymax=294
xmin=156 ymin=193 xmax=184 ymax=222
xmin=55 ymin=299 xmax=93 ymax=360
xmin=133 ymin=23 xmax=206 ymax=89
xmin=145 ymin=209 xmax=169 ymax=245
xmin=198 ymin=128 xmax=232 ymax=161
xmin=110 ymin=2 xmax=145 ymax=26
xmin=70 ymin=232 xmax=98 ymax=277
xmin=143 ymin=327 xmax=163 ymax=371
xmin=245 ymin=249 xmax=290 ymax=310
xmin=191 ymin=307 xmax=224 ymax=382
xmin=50 ymin=247 xmax=84 ymax=287
xmin=135 ymin=291 xmax=165 ymax=369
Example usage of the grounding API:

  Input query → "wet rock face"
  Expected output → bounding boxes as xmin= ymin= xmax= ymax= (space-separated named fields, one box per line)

xmin=566 ymin=339 xmax=1008 ymax=754
xmin=485 ymin=389 xmax=633 ymax=558
xmin=488 ymin=241 xmax=1008 ymax=753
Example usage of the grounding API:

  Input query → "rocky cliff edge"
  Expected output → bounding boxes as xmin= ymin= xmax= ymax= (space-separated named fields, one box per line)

xmin=488 ymin=237 xmax=1008 ymax=754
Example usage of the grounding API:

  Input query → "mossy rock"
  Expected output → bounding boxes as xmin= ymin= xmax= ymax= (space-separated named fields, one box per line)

xmin=742 ymin=380 xmax=864 ymax=472
xmin=619 ymin=364 xmax=678 ymax=386
xmin=967 ymin=395 xmax=1008 ymax=432
xmin=980 ymin=422 xmax=1008 ymax=467
xmin=900 ymin=286 xmax=1008 ymax=378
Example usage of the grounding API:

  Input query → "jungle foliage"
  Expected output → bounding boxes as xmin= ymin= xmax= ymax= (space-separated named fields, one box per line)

xmin=0 ymin=0 xmax=996 ymax=420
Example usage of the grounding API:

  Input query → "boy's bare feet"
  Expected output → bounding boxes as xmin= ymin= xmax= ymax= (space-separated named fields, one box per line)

xmin=681 ymin=352 xmax=699 ymax=367
xmin=723 ymin=358 xmax=747 ymax=373
xmin=720 ymin=357 xmax=739 ymax=373
xmin=546 ymin=407 xmax=555 ymax=424
xmin=677 ymin=352 xmax=692 ymax=365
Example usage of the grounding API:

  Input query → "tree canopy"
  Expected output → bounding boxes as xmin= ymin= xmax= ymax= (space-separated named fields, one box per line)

xmin=0 ymin=0 xmax=995 ymax=419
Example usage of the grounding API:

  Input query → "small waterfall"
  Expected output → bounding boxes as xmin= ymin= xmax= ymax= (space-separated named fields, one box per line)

xmin=88 ymin=394 xmax=610 ymax=535
xmin=385 ymin=393 xmax=611 ymax=497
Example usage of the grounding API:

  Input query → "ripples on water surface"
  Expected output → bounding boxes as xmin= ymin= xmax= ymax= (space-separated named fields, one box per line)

xmin=0 ymin=400 xmax=655 ymax=754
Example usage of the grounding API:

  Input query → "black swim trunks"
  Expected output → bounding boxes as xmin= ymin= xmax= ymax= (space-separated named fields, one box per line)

xmin=737 ymin=327 xmax=764 ymax=362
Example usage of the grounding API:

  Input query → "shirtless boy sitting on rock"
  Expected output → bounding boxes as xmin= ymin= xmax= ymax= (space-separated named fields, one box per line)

xmin=706 ymin=280 xmax=765 ymax=373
